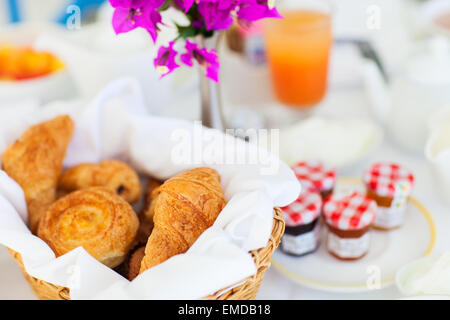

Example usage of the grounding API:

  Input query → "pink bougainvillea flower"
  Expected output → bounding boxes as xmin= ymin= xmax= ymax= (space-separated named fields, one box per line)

xmin=109 ymin=0 xmax=281 ymax=81
xmin=110 ymin=0 xmax=165 ymax=10
xmin=173 ymin=0 xmax=195 ymax=12
xmin=195 ymin=0 xmax=279 ymax=31
xmin=109 ymin=0 xmax=146 ymax=8
xmin=146 ymin=9 xmax=163 ymax=41
xmin=110 ymin=0 xmax=164 ymax=42
xmin=180 ymin=39 xmax=220 ymax=82
xmin=237 ymin=0 xmax=282 ymax=22
xmin=154 ymin=41 xmax=180 ymax=78
xmin=197 ymin=0 xmax=238 ymax=31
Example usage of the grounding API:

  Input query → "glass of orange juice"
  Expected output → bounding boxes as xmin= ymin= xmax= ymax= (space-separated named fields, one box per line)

xmin=264 ymin=1 xmax=332 ymax=108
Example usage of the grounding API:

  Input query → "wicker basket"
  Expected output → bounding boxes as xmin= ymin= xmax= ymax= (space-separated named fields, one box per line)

xmin=9 ymin=207 xmax=284 ymax=300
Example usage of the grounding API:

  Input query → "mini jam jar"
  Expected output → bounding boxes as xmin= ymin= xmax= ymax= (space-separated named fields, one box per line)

xmin=291 ymin=161 xmax=337 ymax=202
xmin=363 ymin=162 xmax=414 ymax=230
xmin=323 ymin=192 xmax=377 ymax=261
xmin=280 ymin=190 xmax=322 ymax=257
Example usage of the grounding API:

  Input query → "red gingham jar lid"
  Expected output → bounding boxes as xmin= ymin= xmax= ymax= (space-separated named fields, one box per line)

xmin=363 ymin=162 xmax=414 ymax=198
xmin=323 ymin=192 xmax=376 ymax=230
xmin=282 ymin=190 xmax=322 ymax=227
xmin=292 ymin=161 xmax=337 ymax=192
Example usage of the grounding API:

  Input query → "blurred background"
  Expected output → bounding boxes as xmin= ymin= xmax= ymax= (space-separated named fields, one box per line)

xmin=1 ymin=0 xmax=449 ymax=136
xmin=2 ymin=0 xmax=448 ymax=163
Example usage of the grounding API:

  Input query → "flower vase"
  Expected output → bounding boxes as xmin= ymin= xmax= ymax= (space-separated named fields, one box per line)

xmin=198 ymin=34 xmax=226 ymax=131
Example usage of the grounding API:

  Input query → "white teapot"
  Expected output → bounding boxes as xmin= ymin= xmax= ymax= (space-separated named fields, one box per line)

xmin=426 ymin=106 xmax=450 ymax=205
xmin=363 ymin=37 xmax=450 ymax=153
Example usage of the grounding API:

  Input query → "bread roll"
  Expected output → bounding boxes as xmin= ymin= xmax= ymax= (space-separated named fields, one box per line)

xmin=38 ymin=187 xmax=139 ymax=268
xmin=58 ymin=160 xmax=141 ymax=203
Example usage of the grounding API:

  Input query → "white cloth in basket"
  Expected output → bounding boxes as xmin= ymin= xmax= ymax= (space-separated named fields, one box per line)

xmin=0 ymin=78 xmax=300 ymax=299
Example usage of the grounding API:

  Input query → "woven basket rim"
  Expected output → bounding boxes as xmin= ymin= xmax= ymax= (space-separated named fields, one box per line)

xmin=10 ymin=207 xmax=284 ymax=300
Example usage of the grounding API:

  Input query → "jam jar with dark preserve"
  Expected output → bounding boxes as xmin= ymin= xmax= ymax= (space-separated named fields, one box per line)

xmin=281 ymin=190 xmax=322 ymax=256
xmin=323 ymin=192 xmax=377 ymax=261
xmin=291 ymin=161 xmax=336 ymax=202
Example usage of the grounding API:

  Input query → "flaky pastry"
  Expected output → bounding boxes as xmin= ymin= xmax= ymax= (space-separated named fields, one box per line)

xmin=139 ymin=167 xmax=226 ymax=273
xmin=1 ymin=115 xmax=74 ymax=233
xmin=58 ymin=160 xmax=141 ymax=203
xmin=38 ymin=187 xmax=139 ymax=268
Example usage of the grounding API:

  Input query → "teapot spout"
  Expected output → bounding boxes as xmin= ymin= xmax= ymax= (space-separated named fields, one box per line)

xmin=362 ymin=58 xmax=391 ymax=125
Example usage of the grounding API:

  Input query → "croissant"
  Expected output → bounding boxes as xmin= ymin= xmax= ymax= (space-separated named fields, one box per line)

xmin=38 ymin=187 xmax=139 ymax=268
xmin=58 ymin=160 xmax=141 ymax=203
xmin=1 ymin=115 xmax=74 ymax=233
xmin=139 ymin=167 xmax=226 ymax=273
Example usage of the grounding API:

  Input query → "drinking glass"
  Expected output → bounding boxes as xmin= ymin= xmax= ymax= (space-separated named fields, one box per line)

xmin=264 ymin=0 xmax=333 ymax=109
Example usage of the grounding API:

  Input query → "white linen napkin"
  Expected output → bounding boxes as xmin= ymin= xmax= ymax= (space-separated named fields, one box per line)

xmin=396 ymin=253 xmax=450 ymax=296
xmin=0 ymin=78 xmax=300 ymax=300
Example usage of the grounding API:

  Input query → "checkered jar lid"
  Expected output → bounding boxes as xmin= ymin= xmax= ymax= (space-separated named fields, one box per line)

xmin=363 ymin=162 xmax=414 ymax=198
xmin=323 ymin=192 xmax=377 ymax=230
xmin=292 ymin=161 xmax=337 ymax=192
xmin=282 ymin=190 xmax=322 ymax=227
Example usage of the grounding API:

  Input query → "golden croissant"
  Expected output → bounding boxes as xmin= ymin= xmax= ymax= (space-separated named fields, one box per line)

xmin=58 ymin=160 xmax=141 ymax=203
xmin=1 ymin=115 xmax=74 ymax=233
xmin=38 ymin=187 xmax=139 ymax=268
xmin=140 ymin=167 xmax=226 ymax=273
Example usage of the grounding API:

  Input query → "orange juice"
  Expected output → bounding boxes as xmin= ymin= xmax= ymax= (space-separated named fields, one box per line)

xmin=264 ymin=10 xmax=332 ymax=108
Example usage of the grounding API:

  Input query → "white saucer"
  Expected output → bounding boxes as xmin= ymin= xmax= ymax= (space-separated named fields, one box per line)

xmin=272 ymin=177 xmax=436 ymax=293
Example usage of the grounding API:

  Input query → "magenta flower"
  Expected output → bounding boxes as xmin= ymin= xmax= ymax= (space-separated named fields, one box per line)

xmin=173 ymin=0 xmax=195 ymax=12
xmin=197 ymin=0 xmax=238 ymax=31
xmin=193 ymin=0 xmax=279 ymax=31
xmin=110 ymin=0 xmax=164 ymax=42
xmin=181 ymin=39 xmax=220 ymax=82
xmin=237 ymin=0 xmax=282 ymax=22
xmin=108 ymin=0 xmax=281 ymax=81
xmin=109 ymin=0 xmax=146 ymax=8
xmin=154 ymin=41 xmax=180 ymax=78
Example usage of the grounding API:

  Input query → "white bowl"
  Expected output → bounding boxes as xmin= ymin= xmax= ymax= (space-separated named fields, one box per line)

xmin=0 ymin=71 xmax=75 ymax=105
xmin=0 ymin=22 xmax=76 ymax=105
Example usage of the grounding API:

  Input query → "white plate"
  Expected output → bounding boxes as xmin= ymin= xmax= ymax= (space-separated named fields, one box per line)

xmin=272 ymin=177 xmax=436 ymax=293
xmin=276 ymin=117 xmax=384 ymax=170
